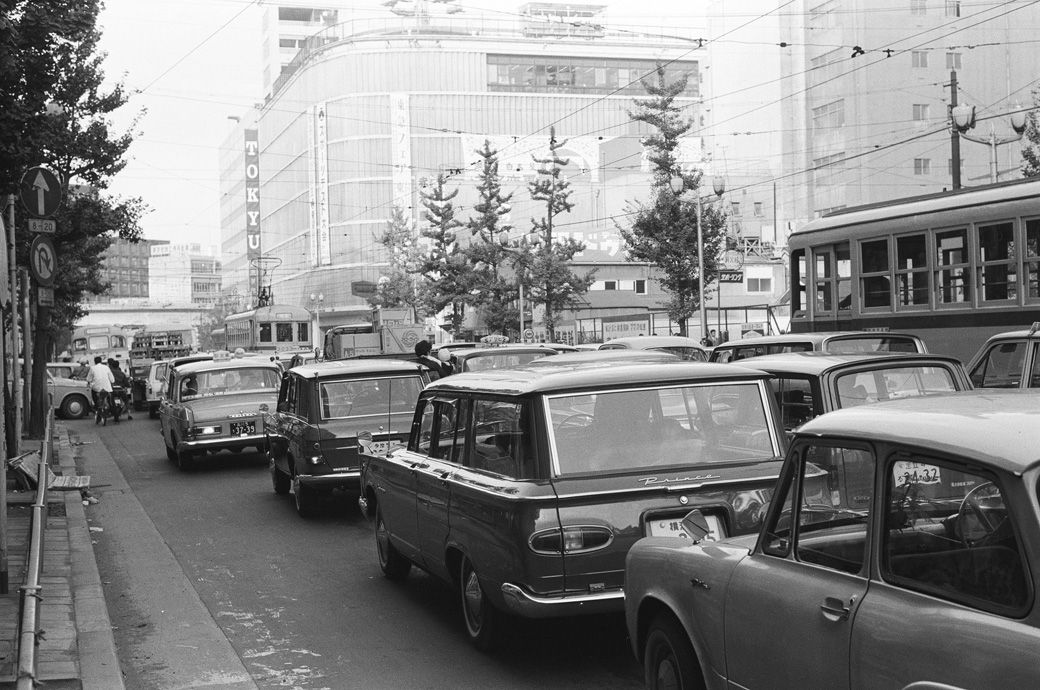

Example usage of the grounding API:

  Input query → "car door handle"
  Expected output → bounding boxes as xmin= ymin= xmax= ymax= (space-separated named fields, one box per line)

xmin=819 ymin=595 xmax=855 ymax=622
xmin=409 ymin=461 xmax=429 ymax=470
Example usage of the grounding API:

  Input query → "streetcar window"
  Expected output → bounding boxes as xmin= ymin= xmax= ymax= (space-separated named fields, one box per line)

xmin=978 ymin=222 xmax=1016 ymax=303
xmin=276 ymin=323 xmax=293 ymax=342
xmin=792 ymin=249 xmax=806 ymax=315
xmin=259 ymin=322 xmax=272 ymax=342
xmin=297 ymin=322 xmax=309 ymax=343
xmin=1027 ymin=219 xmax=1040 ymax=299
xmin=936 ymin=228 xmax=969 ymax=304
xmin=836 ymin=244 xmax=851 ymax=311
xmin=815 ymin=249 xmax=833 ymax=313
xmin=860 ymin=239 xmax=891 ymax=309
xmin=896 ymin=234 xmax=929 ymax=307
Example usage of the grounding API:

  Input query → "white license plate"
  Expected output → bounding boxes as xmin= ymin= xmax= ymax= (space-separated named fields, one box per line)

xmin=647 ymin=513 xmax=725 ymax=541
xmin=893 ymin=461 xmax=942 ymax=486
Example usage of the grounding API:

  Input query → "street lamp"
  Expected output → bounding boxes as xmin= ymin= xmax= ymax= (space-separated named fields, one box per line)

xmin=951 ymin=102 xmax=1028 ymax=184
xmin=309 ymin=292 xmax=324 ymax=348
xmin=670 ymin=173 xmax=726 ymax=342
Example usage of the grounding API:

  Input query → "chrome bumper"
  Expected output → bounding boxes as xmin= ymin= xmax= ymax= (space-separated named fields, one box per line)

xmin=297 ymin=470 xmax=361 ymax=491
xmin=178 ymin=433 xmax=267 ymax=453
xmin=499 ymin=583 xmax=625 ymax=618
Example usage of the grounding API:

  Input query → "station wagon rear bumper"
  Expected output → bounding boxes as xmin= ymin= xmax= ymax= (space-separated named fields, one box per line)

xmin=499 ymin=582 xmax=625 ymax=618
xmin=297 ymin=469 xmax=361 ymax=492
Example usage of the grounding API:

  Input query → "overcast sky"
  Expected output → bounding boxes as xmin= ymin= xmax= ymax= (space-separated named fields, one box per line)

xmin=95 ymin=0 xmax=703 ymax=250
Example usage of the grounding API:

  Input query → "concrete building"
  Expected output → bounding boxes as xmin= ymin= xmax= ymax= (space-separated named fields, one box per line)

xmin=148 ymin=244 xmax=222 ymax=308
xmin=87 ymin=238 xmax=167 ymax=304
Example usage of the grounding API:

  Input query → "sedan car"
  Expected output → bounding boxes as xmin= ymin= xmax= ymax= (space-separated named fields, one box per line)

xmin=359 ymin=361 xmax=786 ymax=651
xmin=708 ymin=330 xmax=927 ymax=363
xmin=448 ymin=343 xmax=558 ymax=373
xmin=265 ymin=359 xmax=429 ymax=517
xmin=46 ymin=363 xmax=92 ymax=419
xmin=965 ymin=323 xmax=1040 ymax=389
xmin=599 ymin=335 xmax=707 ymax=361
xmin=625 ymin=391 xmax=1040 ymax=690
xmin=728 ymin=351 xmax=971 ymax=435
xmin=158 ymin=356 xmax=282 ymax=470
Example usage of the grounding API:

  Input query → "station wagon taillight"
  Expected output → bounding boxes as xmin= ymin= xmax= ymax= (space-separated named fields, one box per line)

xmin=528 ymin=526 xmax=614 ymax=555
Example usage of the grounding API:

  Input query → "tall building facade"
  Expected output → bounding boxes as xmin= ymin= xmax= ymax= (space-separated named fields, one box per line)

xmin=148 ymin=244 xmax=222 ymax=307
xmin=221 ymin=3 xmax=779 ymax=340
xmin=88 ymin=238 xmax=167 ymax=304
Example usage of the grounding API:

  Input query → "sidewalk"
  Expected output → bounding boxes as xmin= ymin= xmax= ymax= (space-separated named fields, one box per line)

xmin=0 ymin=422 xmax=123 ymax=689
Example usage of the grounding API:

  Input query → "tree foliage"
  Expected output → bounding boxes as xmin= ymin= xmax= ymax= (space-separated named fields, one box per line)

xmin=464 ymin=140 xmax=518 ymax=335
xmin=0 ymin=0 xmax=145 ymax=437
xmin=1021 ymin=86 xmax=1040 ymax=177
xmin=523 ymin=127 xmax=594 ymax=341
xmin=415 ymin=174 xmax=468 ymax=334
xmin=372 ymin=205 xmax=421 ymax=318
xmin=618 ymin=64 xmax=727 ymax=338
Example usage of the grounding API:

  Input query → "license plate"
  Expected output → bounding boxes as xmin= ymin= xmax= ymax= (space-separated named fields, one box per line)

xmin=647 ymin=513 xmax=725 ymax=542
xmin=230 ymin=421 xmax=255 ymax=436
xmin=893 ymin=461 xmax=941 ymax=486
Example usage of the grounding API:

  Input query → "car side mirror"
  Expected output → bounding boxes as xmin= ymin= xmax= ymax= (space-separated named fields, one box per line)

xmin=357 ymin=430 xmax=374 ymax=455
xmin=259 ymin=403 xmax=269 ymax=413
xmin=681 ymin=509 xmax=713 ymax=544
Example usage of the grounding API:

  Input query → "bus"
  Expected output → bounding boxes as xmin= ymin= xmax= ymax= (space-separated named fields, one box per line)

xmin=788 ymin=177 xmax=1040 ymax=364
xmin=223 ymin=304 xmax=312 ymax=355
xmin=70 ymin=325 xmax=133 ymax=371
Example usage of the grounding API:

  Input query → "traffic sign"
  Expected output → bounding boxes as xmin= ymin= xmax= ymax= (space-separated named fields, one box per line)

xmin=523 ymin=328 xmax=535 ymax=341
xmin=37 ymin=286 xmax=54 ymax=307
xmin=28 ymin=219 xmax=56 ymax=234
xmin=29 ymin=235 xmax=56 ymax=287
xmin=19 ymin=166 xmax=62 ymax=218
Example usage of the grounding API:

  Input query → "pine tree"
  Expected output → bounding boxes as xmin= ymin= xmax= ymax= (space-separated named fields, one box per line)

xmin=372 ymin=206 xmax=421 ymax=318
xmin=1021 ymin=86 xmax=1040 ymax=177
xmin=464 ymin=140 xmax=517 ymax=335
xmin=618 ymin=64 xmax=727 ymax=338
xmin=0 ymin=1 xmax=145 ymax=439
xmin=524 ymin=127 xmax=595 ymax=341
xmin=416 ymin=174 xmax=468 ymax=335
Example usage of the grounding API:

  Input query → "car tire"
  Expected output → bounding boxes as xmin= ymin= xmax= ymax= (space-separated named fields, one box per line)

xmin=174 ymin=438 xmax=194 ymax=471
xmin=374 ymin=507 xmax=410 ymax=581
xmin=59 ymin=394 xmax=90 ymax=420
xmin=271 ymin=458 xmax=290 ymax=495
xmin=459 ymin=556 xmax=501 ymax=652
xmin=293 ymin=476 xmax=316 ymax=518
xmin=165 ymin=441 xmax=177 ymax=462
xmin=644 ymin=614 xmax=705 ymax=690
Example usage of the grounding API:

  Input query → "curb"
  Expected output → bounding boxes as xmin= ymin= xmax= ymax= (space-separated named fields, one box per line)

xmin=55 ymin=424 xmax=125 ymax=690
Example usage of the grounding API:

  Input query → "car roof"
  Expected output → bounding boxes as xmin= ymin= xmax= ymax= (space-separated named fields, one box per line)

xmin=526 ymin=349 xmax=681 ymax=366
xmin=601 ymin=335 xmax=705 ymax=349
xmin=290 ymin=358 xmax=427 ymax=378
xmin=453 ymin=344 xmax=558 ymax=360
xmin=175 ymin=358 xmax=282 ymax=374
xmin=796 ymin=390 xmax=1040 ymax=474
xmin=979 ymin=327 xmax=1040 ymax=342
xmin=727 ymin=351 xmax=962 ymax=376
xmin=426 ymin=361 xmax=771 ymax=396
xmin=713 ymin=331 xmax=921 ymax=348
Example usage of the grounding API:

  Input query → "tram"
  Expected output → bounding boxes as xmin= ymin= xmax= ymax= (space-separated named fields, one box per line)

xmin=222 ymin=304 xmax=313 ymax=354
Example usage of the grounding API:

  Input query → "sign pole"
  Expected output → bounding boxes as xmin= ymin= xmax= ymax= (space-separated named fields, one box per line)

xmin=20 ymin=269 xmax=31 ymax=428
xmin=7 ymin=195 xmax=19 ymax=456
xmin=0 ymin=213 xmax=8 ymax=595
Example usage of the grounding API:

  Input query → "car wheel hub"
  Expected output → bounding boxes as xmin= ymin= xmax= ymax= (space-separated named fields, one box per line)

xmin=463 ymin=571 xmax=483 ymax=626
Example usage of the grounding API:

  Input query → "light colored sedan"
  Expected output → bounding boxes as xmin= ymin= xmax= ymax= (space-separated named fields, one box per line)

xmin=625 ymin=390 xmax=1040 ymax=690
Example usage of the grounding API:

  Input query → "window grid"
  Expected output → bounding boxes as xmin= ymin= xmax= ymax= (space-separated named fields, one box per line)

xmin=895 ymin=233 xmax=931 ymax=309
xmin=860 ymin=238 xmax=892 ymax=309
xmin=978 ymin=221 xmax=1017 ymax=303
xmin=912 ymin=51 xmax=928 ymax=68
xmin=935 ymin=228 xmax=970 ymax=306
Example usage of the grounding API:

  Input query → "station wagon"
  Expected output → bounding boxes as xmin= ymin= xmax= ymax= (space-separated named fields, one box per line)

xmin=625 ymin=391 xmax=1040 ymax=690
xmin=265 ymin=359 xmax=429 ymax=517
xmin=708 ymin=331 xmax=926 ymax=363
xmin=158 ymin=356 xmax=282 ymax=470
xmin=359 ymin=361 xmax=786 ymax=650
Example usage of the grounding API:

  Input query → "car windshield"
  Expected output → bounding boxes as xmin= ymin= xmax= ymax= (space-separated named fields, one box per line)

xmin=547 ymin=381 xmax=776 ymax=474
xmin=319 ymin=375 xmax=424 ymax=419
xmin=652 ymin=346 xmax=706 ymax=361
xmin=462 ymin=352 xmax=548 ymax=371
xmin=835 ymin=365 xmax=957 ymax=407
xmin=827 ymin=336 xmax=920 ymax=354
xmin=179 ymin=367 xmax=280 ymax=400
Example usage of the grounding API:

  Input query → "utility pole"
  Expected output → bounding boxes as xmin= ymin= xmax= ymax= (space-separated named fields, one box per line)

xmin=950 ymin=70 xmax=962 ymax=190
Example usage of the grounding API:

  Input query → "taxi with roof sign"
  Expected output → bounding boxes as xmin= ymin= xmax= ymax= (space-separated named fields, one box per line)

xmin=966 ymin=322 xmax=1040 ymax=389
xmin=158 ymin=350 xmax=282 ymax=471
xmin=358 ymin=359 xmax=786 ymax=651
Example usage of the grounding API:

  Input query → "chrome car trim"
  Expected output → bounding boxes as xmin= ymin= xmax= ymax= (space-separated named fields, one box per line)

xmin=297 ymin=470 xmax=361 ymax=489
xmin=178 ymin=433 xmax=266 ymax=451
xmin=499 ymin=582 xmax=625 ymax=618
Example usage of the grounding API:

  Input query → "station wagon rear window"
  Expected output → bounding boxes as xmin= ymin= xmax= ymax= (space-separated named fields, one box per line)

xmin=319 ymin=376 xmax=424 ymax=419
xmin=835 ymin=366 xmax=957 ymax=407
xmin=547 ymin=382 xmax=775 ymax=474
xmin=179 ymin=367 xmax=280 ymax=400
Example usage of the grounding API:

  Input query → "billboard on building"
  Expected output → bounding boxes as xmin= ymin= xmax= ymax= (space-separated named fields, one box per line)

xmin=245 ymin=129 xmax=261 ymax=300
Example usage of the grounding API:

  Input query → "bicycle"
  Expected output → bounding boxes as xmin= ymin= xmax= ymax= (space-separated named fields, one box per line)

xmin=94 ymin=390 xmax=111 ymax=426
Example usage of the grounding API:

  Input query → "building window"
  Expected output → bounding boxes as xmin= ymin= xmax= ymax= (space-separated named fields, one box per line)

xmin=635 ymin=279 xmax=647 ymax=295
xmin=912 ymin=51 xmax=928 ymax=68
xmin=730 ymin=202 xmax=742 ymax=217
xmin=808 ymin=48 xmax=843 ymax=85
xmin=809 ymin=0 xmax=838 ymax=27
xmin=912 ymin=103 xmax=930 ymax=123
xmin=812 ymin=100 xmax=845 ymax=129
xmin=913 ymin=158 xmax=931 ymax=175
xmin=946 ymin=52 xmax=962 ymax=69
xmin=603 ymin=280 xmax=617 ymax=290
xmin=754 ymin=202 xmax=764 ymax=217
xmin=945 ymin=0 xmax=960 ymax=17
xmin=487 ymin=55 xmax=699 ymax=96
xmin=747 ymin=277 xmax=772 ymax=292
xmin=911 ymin=0 xmax=927 ymax=16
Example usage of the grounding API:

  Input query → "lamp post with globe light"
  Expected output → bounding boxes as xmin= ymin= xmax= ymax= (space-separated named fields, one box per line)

xmin=309 ymin=292 xmax=324 ymax=350
xmin=669 ymin=172 xmax=726 ymax=342
xmin=951 ymin=101 xmax=1027 ymax=186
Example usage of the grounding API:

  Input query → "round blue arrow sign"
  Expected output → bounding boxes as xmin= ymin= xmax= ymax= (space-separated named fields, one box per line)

xmin=19 ymin=166 xmax=62 ymax=218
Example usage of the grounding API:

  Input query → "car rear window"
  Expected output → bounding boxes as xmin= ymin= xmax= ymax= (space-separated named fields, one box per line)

xmin=547 ymin=381 xmax=776 ymax=475
xmin=826 ymin=336 xmax=921 ymax=354
xmin=835 ymin=365 xmax=958 ymax=407
xmin=461 ymin=351 xmax=549 ymax=371
xmin=319 ymin=375 xmax=424 ymax=419
xmin=179 ymin=367 xmax=280 ymax=400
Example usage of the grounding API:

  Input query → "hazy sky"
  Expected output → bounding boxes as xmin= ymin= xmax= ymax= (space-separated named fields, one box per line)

xmin=95 ymin=0 xmax=703 ymax=250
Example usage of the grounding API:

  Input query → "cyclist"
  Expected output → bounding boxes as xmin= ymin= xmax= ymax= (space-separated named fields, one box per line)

xmin=86 ymin=355 xmax=114 ymax=423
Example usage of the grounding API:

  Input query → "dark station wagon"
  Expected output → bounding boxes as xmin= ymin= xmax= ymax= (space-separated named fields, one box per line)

xmin=358 ymin=360 xmax=787 ymax=650
xmin=265 ymin=359 xmax=429 ymax=517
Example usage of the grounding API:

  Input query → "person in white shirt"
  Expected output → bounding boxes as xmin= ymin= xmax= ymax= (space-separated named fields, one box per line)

xmin=86 ymin=355 xmax=114 ymax=414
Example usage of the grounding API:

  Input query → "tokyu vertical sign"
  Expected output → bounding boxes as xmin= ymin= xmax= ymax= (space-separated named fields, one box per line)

xmin=244 ymin=129 xmax=261 ymax=303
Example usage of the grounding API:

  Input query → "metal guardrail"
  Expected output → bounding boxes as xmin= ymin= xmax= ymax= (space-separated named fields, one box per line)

xmin=16 ymin=407 xmax=54 ymax=690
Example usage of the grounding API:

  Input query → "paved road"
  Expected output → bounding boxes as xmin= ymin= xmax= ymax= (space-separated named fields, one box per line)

xmin=73 ymin=416 xmax=643 ymax=689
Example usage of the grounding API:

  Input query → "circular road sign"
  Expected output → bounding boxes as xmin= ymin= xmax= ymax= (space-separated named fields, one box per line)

xmin=19 ymin=166 xmax=62 ymax=218
xmin=523 ymin=328 xmax=535 ymax=341
xmin=29 ymin=235 xmax=56 ymax=287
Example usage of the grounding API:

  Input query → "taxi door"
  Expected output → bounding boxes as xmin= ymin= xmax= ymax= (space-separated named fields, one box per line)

xmin=413 ymin=397 xmax=464 ymax=582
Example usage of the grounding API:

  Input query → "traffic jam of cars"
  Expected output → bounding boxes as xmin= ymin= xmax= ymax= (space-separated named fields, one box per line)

xmin=134 ymin=327 xmax=1040 ymax=688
